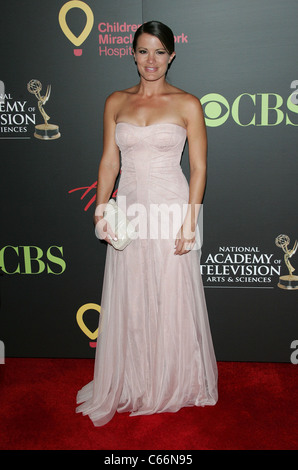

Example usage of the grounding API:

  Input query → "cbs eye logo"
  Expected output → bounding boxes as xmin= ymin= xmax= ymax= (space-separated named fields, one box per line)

xmin=201 ymin=93 xmax=230 ymax=127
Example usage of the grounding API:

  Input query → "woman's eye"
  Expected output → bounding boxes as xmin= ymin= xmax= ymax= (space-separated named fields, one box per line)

xmin=139 ymin=50 xmax=147 ymax=54
xmin=157 ymin=51 xmax=166 ymax=55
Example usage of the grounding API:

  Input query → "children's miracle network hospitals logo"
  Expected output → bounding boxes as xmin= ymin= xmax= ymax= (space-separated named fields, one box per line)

xmin=58 ymin=1 xmax=188 ymax=58
xmin=59 ymin=1 xmax=94 ymax=56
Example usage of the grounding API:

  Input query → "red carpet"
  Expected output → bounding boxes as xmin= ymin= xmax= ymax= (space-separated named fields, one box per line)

xmin=0 ymin=359 xmax=297 ymax=450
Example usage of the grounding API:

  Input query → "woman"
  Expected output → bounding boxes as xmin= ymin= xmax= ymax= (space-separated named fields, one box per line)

xmin=76 ymin=21 xmax=218 ymax=427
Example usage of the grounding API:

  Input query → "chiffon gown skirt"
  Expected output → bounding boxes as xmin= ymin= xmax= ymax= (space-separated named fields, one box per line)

xmin=76 ymin=123 xmax=218 ymax=426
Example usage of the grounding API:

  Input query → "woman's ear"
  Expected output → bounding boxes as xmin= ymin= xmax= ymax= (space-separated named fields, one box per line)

xmin=169 ymin=52 xmax=176 ymax=64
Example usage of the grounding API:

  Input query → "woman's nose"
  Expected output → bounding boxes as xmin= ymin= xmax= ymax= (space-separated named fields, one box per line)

xmin=147 ymin=53 xmax=156 ymax=63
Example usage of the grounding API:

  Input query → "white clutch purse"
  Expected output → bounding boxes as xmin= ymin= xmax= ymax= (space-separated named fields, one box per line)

xmin=95 ymin=199 xmax=135 ymax=250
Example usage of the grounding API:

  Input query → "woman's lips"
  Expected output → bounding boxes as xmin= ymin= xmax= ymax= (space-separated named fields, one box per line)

xmin=145 ymin=67 xmax=158 ymax=72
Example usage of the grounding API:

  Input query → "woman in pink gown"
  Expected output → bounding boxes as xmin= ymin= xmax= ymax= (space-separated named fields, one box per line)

xmin=76 ymin=21 xmax=218 ymax=426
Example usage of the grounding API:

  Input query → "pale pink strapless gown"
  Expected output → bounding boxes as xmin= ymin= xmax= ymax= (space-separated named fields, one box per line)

xmin=76 ymin=123 xmax=218 ymax=426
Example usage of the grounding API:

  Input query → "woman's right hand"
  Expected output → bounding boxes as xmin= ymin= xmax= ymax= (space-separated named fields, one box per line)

xmin=94 ymin=214 xmax=118 ymax=245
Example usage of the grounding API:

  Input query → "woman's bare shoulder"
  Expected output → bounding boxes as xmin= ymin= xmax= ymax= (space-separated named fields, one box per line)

xmin=168 ymin=86 xmax=202 ymax=108
xmin=107 ymin=86 xmax=138 ymax=100
xmin=104 ymin=87 xmax=137 ymax=110
xmin=169 ymin=85 xmax=201 ymax=103
xmin=169 ymin=87 xmax=203 ymax=122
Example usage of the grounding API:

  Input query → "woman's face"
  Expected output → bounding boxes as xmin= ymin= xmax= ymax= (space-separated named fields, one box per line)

xmin=133 ymin=33 xmax=175 ymax=82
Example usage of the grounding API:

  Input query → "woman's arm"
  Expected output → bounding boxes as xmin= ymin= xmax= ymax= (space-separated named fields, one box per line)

xmin=94 ymin=93 xmax=121 ymax=243
xmin=174 ymin=94 xmax=207 ymax=255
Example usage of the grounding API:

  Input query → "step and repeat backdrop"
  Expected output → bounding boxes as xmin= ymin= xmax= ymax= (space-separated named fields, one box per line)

xmin=0 ymin=0 xmax=297 ymax=362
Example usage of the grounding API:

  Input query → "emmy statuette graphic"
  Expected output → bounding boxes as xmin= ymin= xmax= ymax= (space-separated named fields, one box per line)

xmin=275 ymin=234 xmax=298 ymax=290
xmin=27 ymin=79 xmax=61 ymax=140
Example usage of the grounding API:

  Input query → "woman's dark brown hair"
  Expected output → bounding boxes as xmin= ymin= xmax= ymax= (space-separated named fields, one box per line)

xmin=132 ymin=21 xmax=175 ymax=55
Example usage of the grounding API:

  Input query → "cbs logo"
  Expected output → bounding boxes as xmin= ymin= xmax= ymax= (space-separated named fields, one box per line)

xmin=201 ymin=92 xmax=298 ymax=127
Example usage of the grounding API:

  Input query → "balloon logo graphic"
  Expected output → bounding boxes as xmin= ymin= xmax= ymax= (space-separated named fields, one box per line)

xmin=76 ymin=303 xmax=102 ymax=348
xmin=58 ymin=1 xmax=94 ymax=56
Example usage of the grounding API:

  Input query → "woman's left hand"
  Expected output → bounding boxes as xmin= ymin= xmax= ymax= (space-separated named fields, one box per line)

xmin=174 ymin=223 xmax=196 ymax=255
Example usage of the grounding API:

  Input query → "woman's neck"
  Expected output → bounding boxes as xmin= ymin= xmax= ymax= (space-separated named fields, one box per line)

xmin=136 ymin=76 xmax=170 ymax=97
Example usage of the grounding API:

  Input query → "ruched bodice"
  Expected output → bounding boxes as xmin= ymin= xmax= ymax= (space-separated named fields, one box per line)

xmin=76 ymin=122 xmax=218 ymax=427
xmin=116 ymin=122 xmax=186 ymax=161
xmin=116 ymin=122 xmax=186 ymax=174
xmin=115 ymin=123 xmax=190 ymax=238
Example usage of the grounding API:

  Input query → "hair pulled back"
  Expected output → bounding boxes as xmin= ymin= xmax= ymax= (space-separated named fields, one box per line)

xmin=132 ymin=21 xmax=175 ymax=55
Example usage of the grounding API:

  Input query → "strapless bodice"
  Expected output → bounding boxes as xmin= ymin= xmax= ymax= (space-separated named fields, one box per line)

xmin=115 ymin=121 xmax=189 ymax=214
xmin=116 ymin=122 xmax=186 ymax=156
